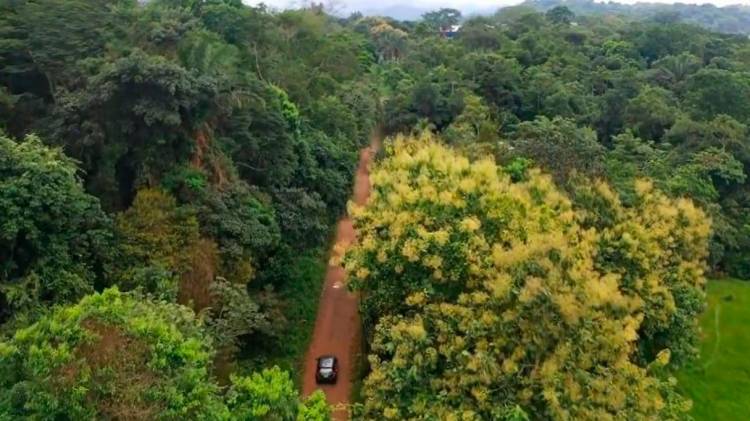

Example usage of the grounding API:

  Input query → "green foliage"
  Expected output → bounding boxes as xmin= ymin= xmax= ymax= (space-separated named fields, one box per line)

xmin=0 ymin=0 xmax=131 ymax=98
xmin=0 ymin=134 xmax=112 ymax=326
xmin=384 ymin=66 xmax=464 ymax=132
xmin=511 ymin=116 xmax=604 ymax=182
xmin=9 ymin=0 xmax=750 ymax=418
xmin=684 ymin=68 xmax=750 ymax=122
xmin=241 ymin=251 xmax=328 ymax=377
xmin=271 ymin=188 xmax=329 ymax=251
xmin=0 ymin=287 xmax=227 ymax=419
xmin=503 ymin=157 xmax=534 ymax=182
xmin=162 ymin=165 xmax=208 ymax=194
xmin=624 ymin=86 xmax=679 ymax=140
xmin=545 ymin=6 xmax=575 ymax=25
xmin=206 ymin=278 xmax=277 ymax=352
xmin=421 ymin=8 xmax=462 ymax=30
xmin=1 ymin=2 xmax=381 ymax=400
xmin=461 ymin=52 xmax=521 ymax=113
xmin=443 ymin=93 xmax=498 ymax=146
xmin=650 ymin=53 xmax=702 ymax=87
xmin=198 ymin=182 xmax=281 ymax=281
xmin=0 ymin=288 xmax=330 ymax=420
xmin=367 ymin=7 xmax=750 ymax=280
xmin=0 ymin=1 xmax=386 ymax=417
xmin=368 ymin=19 xmax=409 ymax=62
xmin=226 ymin=367 xmax=330 ymax=421
xmin=113 ymin=188 xmax=199 ymax=299
xmin=51 ymin=49 xmax=218 ymax=209
xmin=525 ymin=0 xmax=750 ymax=35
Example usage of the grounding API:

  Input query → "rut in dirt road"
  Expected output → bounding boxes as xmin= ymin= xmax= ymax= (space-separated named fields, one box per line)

xmin=302 ymin=133 xmax=380 ymax=420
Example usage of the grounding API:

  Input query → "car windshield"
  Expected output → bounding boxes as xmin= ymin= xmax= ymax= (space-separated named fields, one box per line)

xmin=319 ymin=357 xmax=335 ymax=368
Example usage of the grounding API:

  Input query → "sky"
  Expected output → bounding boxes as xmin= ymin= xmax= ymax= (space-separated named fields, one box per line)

xmin=246 ymin=0 xmax=750 ymax=11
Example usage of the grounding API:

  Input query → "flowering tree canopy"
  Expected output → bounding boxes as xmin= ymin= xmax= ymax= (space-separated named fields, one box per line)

xmin=346 ymin=134 xmax=710 ymax=420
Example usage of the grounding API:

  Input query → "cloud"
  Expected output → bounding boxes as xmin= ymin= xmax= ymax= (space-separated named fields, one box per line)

xmin=246 ymin=0 xmax=749 ymax=10
xmin=244 ymin=0 xmax=750 ymax=20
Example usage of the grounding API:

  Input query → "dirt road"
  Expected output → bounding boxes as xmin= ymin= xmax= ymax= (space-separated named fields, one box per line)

xmin=302 ymin=134 xmax=379 ymax=420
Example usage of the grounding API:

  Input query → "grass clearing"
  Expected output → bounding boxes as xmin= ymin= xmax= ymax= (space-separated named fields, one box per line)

xmin=677 ymin=278 xmax=750 ymax=420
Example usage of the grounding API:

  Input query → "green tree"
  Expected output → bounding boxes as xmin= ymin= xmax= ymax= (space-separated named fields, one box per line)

xmin=198 ymin=182 xmax=281 ymax=282
xmin=684 ymin=68 xmax=750 ymax=122
xmin=545 ymin=6 xmax=575 ymax=25
xmin=51 ymin=50 xmax=218 ymax=210
xmin=227 ymin=366 xmax=330 ymax=421
xmin=624 ymin=86 xmax=679 ymax=140
xmin=443 ymin=93 xmax=498 ymax=146
xmin=650 ymin=53 xmax=702 ymax=87
xmin=461 ymin=52 xmax=521 ymax=114
xmin=511 ymin=116 xmax=605 ymax=182
xmin=0 ymin=288 xmax=329 ymax=420
xmin=114 ymin=188 xmax=202 ymax=301
xmin=369 ymin=20 xmax=408 ymax=62
xmin=421 ymin=8 xmax=462 ymax=30
xmin=0 ymin=134 xmax=112 ymax=327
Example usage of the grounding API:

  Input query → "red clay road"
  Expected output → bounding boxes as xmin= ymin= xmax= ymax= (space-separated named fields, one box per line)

xmin=302 ymin=133 xmax=380 ymax=420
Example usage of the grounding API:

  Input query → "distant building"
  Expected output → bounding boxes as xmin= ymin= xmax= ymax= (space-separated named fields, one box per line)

xmin=440 ymin=25 xmax=461 ymax=39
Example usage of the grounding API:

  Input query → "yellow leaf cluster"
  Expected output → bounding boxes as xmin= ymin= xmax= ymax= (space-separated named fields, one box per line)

xmin=345 ymin=135 xmax=709 ymax=420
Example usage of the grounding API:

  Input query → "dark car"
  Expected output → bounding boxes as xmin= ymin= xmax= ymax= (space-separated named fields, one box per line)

xmin=315 ymin=355 xmax=338 ymax=384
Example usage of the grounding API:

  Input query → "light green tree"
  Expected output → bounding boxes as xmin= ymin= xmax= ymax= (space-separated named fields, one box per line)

xmin=0 ymin=288 xmax=330 ymax=420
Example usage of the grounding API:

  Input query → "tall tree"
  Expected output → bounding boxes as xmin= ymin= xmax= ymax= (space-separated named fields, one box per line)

xmin=422 ymin=8 xmax=462 ymax=30
xmin=0 ymin=134 xmax=112 ymax=327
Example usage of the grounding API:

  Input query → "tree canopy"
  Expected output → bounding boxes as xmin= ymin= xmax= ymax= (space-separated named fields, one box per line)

xmin=345 ymin=135 xmax=709 ymax=419
xmin=0 ymin=134 xmax=112 ymax=328
xmin=0 ymin=287 xmax=329 ymax=420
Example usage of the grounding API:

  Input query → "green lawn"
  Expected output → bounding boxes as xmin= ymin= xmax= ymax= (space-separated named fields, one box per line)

xmin=677 ymin=279 xmax=750 ymax=420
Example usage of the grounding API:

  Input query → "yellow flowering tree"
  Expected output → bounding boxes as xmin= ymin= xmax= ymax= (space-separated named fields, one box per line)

xmin=345 ymin=134 xmax=709 ymax=420
xmin=570 ymin=178 xmax=710 ymax=365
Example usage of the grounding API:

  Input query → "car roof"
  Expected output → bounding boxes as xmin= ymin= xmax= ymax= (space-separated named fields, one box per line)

xmin=317 ymin=356 xmax=336 ymax=368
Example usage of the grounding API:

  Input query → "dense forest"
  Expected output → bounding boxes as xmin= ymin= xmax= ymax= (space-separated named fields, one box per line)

xmin=524 ymin=0 xmax=750 ymax=35
xmin=1 ymin=0 xmax=377 ymax=418
xmin=1 ymin=0 xmax=749 ymax=420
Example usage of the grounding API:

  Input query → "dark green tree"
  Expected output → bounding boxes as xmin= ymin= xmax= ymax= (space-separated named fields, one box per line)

xmin=0 ymin=134 xmax=112 ymax=327
xmin=545 ymin=6 xmax=575 ymax=25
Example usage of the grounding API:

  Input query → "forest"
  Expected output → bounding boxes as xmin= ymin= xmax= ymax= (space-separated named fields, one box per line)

xmin=1 ymin=0 xmax=749 ymax=420
xmin=524 ymin=0 xmax=750 ymax=35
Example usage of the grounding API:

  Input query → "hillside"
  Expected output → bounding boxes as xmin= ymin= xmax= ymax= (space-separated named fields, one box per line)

xmin=522 ymin=0 xmax=750 ymax=34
